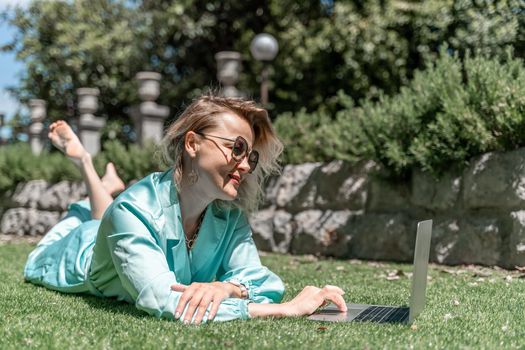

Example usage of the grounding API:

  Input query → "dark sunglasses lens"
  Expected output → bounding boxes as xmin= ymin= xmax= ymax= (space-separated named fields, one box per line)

xmin=248 ymin=151 xmax=259 ymax=172
xmin=232 ymin=137 xmax=248 ymax=160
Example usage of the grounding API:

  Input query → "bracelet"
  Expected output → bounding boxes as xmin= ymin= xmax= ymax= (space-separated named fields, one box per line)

xmin=225 ymin=280 xmax=248 ymax=299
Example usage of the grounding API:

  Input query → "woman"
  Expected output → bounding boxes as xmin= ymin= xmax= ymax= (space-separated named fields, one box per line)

xmin=24 ymin=95 xmax=347 ymax=324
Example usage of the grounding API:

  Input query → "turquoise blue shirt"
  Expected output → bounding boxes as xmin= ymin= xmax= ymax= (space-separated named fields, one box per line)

xmin=24 ymin=170 xmax=285 ymax=322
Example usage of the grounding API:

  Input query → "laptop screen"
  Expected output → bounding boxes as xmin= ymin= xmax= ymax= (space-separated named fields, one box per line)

xmin=408 ymin=220 xmax=433 ymax=323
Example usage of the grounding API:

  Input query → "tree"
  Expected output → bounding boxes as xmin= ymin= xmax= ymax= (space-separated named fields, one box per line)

xmin=2 ymin=0 xmax=524 ymax=143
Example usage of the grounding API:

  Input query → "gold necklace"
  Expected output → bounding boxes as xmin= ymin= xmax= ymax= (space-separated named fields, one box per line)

xmin=185 ymin=211 xmax=205 ymax=250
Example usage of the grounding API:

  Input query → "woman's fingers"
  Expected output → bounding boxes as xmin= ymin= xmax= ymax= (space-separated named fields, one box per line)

xmin=171 ymin=283 xmax=188 ymax=292
xmin=322 ymin=285 xmax=345 ymax=295
xmin=174 ymin=286 xmax=197 ymax=320
xmin=192 ymin=295 xmax=213 ymax=325
xmin=208 ymin=299 xmax=221 ymax=321
xmin=323 ymin=291 xmax=347 ymax=312
xmin=172 ymin=283 xmax=189 ymax=319
xmin=182 ymin=289 xmax=205 ymax=324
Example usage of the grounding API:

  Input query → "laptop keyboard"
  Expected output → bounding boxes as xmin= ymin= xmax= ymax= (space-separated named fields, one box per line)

xmin=354 ymin=306 xmax=409 ymax=323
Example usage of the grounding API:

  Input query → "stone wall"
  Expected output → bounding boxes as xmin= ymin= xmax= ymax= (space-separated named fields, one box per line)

xmin=2 ymin=147 xmax=525 ymax=268
xmin=0 ymin=181 xmax=87 ymax=236
xmin=250 ymin=148 xmax=525 ymax=268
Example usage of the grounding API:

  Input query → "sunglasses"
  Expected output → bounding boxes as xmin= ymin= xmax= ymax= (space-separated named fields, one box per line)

xmin=195 ymin=132 xmax=259 ymax=173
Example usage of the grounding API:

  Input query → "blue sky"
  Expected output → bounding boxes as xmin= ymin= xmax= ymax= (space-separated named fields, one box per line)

xmin=0 ymin=0 xmax=30 ymax=138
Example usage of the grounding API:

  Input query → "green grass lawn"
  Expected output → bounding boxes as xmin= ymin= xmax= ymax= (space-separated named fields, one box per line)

xmin=1 ymin=242 xmax=524 ymax=349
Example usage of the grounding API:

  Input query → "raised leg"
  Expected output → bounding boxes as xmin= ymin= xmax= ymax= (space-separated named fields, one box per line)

xmin=101 ymin=162 xmax=125 ymax=196
xmin=48 ymin=120 xmax=113 ymax=219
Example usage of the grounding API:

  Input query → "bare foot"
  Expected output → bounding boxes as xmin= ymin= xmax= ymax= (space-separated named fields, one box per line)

xmin=101 ymin=162 xmax=126 ymax=196
xmin=48 ymin=120 xmax=88 ymax=161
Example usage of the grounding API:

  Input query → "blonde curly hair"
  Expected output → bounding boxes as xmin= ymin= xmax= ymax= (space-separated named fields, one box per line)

xmin=161 ymin=94 xmax=283 ymax=212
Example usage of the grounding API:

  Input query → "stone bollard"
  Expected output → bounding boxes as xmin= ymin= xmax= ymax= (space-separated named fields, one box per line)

xmin=77 ymin=88 xmax=105 ymax=155
xmin=130 ymin=72 xmax=170 ymax=145
xmin=28 ymin=99 xmax=47 ymax=155
xmin=215 ymin=51 xmax=243 ymax=98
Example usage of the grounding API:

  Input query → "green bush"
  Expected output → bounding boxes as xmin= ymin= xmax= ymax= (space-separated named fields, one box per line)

xmin=275 ymin=51 xmax=525 ymax=177
xmin=0 ymin=140 xmax=164 ymax=194
xmin=94 ymin=140 xmax=165 ymax=185
xmin=0 ymin=143 xmax=81 ymax=193
xmin=274 ymin=96 xmax=374 ymax=165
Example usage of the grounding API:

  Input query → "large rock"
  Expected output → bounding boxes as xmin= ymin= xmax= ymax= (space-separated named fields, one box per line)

xmin=503 ymin=211 xmax=525 ymax=268
xmin=272 ymin=210 xmax=294 ymax=253
xmin=289 ymin=210 xmax=354 ymax=257
xmin=411 ymin=169 xmax=461 ymax=211
xmin=38 ymin=181 xmax=87 ymax=211
xmin=267 ymin=163 xmax=321 ymax=211
xmin=463 ymin=149 xmax=525 ymax=209
xmin=249 ymin=206 xmax=276 ymax=251
xmin=347 ymin=214 xmax=413 ymax=262
xmin=367 ymin=177 xmax=412 ymax=213
xmin=430 ymin=217 xmax=502 ymax=266
xmin=12 ymin=180 xmax=49 ymax=208
xmin=0 ymin=208 xmax=60 ymax=236
xmin=286 ymin=160 xmax=374 ymax=212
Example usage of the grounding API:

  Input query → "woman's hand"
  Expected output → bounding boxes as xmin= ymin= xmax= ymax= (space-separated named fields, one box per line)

xmin=171 ymin=282 xmax=234 ymax=324
xmin=281 ymin=285 xmax=347 ymax=317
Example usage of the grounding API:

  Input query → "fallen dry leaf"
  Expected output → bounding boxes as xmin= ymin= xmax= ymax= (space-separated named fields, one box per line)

xmin=444 ymin=313 xmax=453 ymax=321
xmin=317 ymin=326 xmax=328 ymax=331
xmin=410 ymin=324 xmax=418 ymax=331
xmin=440 ymin=268 xmax=467 ymax=275
xmin=505 ymin=275 xmax=513 ymax=282
xmin=452 ymin=299 xmax=460 ymax=306
xmin=473 ymin=272 xmax=492 ymax=278
xmin=386 ymin=275 xmax=400 ymax=281
xmin=336 ymin=266 xmax=345 ymax=271
xmin=385 ymin=270 xmax=402 ymax=281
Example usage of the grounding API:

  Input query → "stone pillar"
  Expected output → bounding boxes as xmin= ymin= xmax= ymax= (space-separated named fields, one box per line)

xmin=77 ymin=88 xmax=105 ymax=155
xmin=28 ymin=99 xmax=47 ymax=155
xmin=130 ymin=72 xmax=170 ymax=145
xmin=215 ymin=51 xmax=243 ymax=98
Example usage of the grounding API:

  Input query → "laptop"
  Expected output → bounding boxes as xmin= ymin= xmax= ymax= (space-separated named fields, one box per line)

xmin=307 ymin=220 xmax=433 ymax=324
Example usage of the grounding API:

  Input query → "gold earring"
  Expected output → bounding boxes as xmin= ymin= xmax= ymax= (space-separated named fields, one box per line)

xmin=188 ymin=159 xmax=199 ymax=185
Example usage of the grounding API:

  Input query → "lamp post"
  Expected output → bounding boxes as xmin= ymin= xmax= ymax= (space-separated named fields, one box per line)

xmin=250 ymin=33 xmax=279 ymax=105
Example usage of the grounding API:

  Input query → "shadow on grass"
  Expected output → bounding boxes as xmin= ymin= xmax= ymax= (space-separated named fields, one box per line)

xmin=78 ymin=294 xmax=149 ymax=319
xmin=29 ymin=282 xmax=149 ymax=319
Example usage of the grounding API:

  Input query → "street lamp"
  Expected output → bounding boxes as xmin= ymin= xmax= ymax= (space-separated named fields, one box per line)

xmin=250 ymin=33 xmax=279 ymax=105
